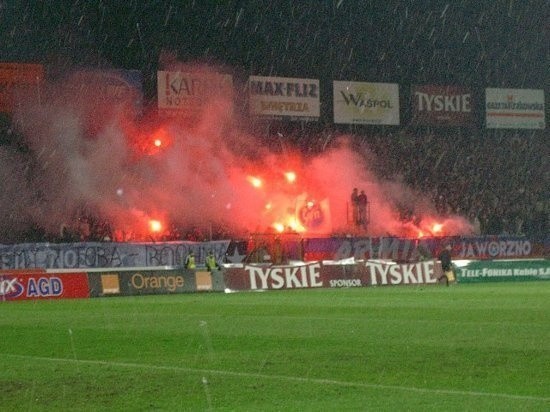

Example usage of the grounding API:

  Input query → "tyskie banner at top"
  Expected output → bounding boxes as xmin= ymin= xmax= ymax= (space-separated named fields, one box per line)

xmin=411 ymin=85 xmax=474 ymax=126
xmin=248 ymin=75 xmax=320 ymax=120
xmin=333 ymin=81 xmax=400 ymax=125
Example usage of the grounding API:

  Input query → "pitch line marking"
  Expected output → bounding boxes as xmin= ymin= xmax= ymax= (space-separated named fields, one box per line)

xmin=3 ymin=354 xmax=549 ymax=403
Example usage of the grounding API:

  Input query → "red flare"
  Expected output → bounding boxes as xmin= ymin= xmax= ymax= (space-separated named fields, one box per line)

xmin=149 ymin=219 xmax=163 ymax=233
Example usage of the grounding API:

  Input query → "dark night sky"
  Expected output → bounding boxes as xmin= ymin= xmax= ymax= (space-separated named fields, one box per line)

xmin=1 ymin=0 xmax=548 ymax=98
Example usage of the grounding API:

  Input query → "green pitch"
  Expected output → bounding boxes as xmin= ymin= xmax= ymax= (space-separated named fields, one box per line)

xmin=1 ymin=282 xmax=549 ymax=411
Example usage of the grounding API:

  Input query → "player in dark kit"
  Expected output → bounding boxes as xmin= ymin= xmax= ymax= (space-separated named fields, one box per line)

xmin=437 ymin=243 xmax=455 ymax=286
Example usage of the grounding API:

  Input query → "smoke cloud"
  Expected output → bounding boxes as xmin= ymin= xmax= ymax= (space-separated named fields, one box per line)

xmin=1 ymin=65 xmax=472 ymax=242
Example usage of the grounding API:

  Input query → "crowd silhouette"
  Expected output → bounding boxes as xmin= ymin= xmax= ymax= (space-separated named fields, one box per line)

xmin=365 ymin=129 xmax=548 ymax=238
xmin=277 ymin=124 xmax=548 ymax=240
xmin=1 ymin=114 xmax=548 ymax=243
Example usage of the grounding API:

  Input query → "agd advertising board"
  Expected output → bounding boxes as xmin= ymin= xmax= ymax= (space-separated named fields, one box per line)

xmin=0 ymin=271 xmax=89 ymax=301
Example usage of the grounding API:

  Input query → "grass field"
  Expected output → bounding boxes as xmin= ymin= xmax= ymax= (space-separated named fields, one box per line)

xmin=1 ymin=282 xmax=549 ymax=411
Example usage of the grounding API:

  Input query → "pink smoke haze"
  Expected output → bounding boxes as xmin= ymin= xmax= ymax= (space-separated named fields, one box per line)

xmin=2 ymin=65 xmax=473 ymax=241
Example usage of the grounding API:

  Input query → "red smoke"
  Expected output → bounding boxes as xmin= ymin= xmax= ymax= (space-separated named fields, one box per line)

xmin=4 ymin=65 xmax=473 ymax=241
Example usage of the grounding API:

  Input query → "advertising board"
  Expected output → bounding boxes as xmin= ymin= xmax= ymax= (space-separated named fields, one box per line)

xmin=87 ymin=269 xmax=196 ymax=297
xmin=223 ymin=260 xmax=444 ymax=291
xmin=456 ymin=259 xmax=550 ymax=283
xmin=248 ymin=75 xmax=320 ymax=120
xmin=411 ymin=85 xmax=474 ymax=126
xmin=0 ymin=63 xmax=44 ymax=113
xmin=157 ymin=70 xmax=233 ymax=116
xmin=485 ymin=88 xmax=545 ymax=129
xmin=0 ymin=271 xmax=89 ymax=301
xmin=333 ymin=81 xmax=399 ymax=125
xmin=87 ymin=268 xmax=225 ymax=297
xmin=61 ymin=69 xmax=143 ymax=109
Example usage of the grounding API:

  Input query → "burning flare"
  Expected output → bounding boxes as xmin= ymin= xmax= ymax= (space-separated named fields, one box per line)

xmin=284 ymin=171 xmax=296 ymax=183
xmin=149 ymin=219 xmax=163 ymax=233
xmin=247 ymin=176 xmax=263 ymax=189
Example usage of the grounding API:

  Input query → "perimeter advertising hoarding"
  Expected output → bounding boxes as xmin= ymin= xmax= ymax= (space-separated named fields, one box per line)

xmin=485 ymin=88 xmax=545 ymax=129
xmin=333 ymin=81 xmax=400 ymax=125
xmin=87 ymin=269 xmax=226 ymax=297
xmin=248 ymin=75 xmax=320 ymax=120
xmin=222 ymin=260 xmax=444 ymax=291
xmin=0 ymin=63 xmax=44 ymax=113
xmin=88 ymin=270 xmax=195 ymax=297
xmin=456 ymin=259 xmax=550 ymax=283
xmin=157 ymin=71 xmax=233 ymax=115
xmin=0 ymin=271 xmax=89 ymax=301
xmin=411 ymin=85 xmax=474 ymax=126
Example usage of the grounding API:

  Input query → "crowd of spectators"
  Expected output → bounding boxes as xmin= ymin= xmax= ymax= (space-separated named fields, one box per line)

xmin=353 ymin=127 xmax=548 ymax=238
xmin=280 ymin=123 xmax=548 ymax=239
xmin=15 ymin=211 xmax=235 ymax=244
xmin=1 ymin=114 xmax=548 ymax=243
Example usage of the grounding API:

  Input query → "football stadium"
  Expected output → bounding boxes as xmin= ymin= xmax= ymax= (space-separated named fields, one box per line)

xmin=1 ymin=1 xmax=548 ymax=410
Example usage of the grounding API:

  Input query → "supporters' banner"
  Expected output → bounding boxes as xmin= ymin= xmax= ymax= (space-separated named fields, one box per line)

xmin=0 ymin=237 xmax=545 ymax=270
xmin=294 ymin=193 xmax=332 ymax=234
xmin=454 ymin=236 xmax=538 ymax=259
xmin=157 ymin=71 xmax=233 ymax=115
xmin=224 ymin=240 xmax=249 ymax=263
xmin=303 ymin=236 xmax=442 ymax=262
xmin=0 ymin=241 xmax=231 ymax=269
xmin=248 ymin=75 xmax=320 ymax=120
xmin=0 ymin=271 xmax=89 ymax=301
xmin=411 ymin=85 xmax=474 ymax=126
xmin=303 ymin=236 xmax=547 ymax=262
xmin=333 ymin=81 xmax=399 ymax=125
xmin=485 ymin=88 xmax=545 ymax=129
xmin=223 ymin=260 xmax=443 ymax=291
xmin=457 ymin=259 xmax=550 ymax=283
xmin=0 ymin=63 xmax=44 ymax=113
